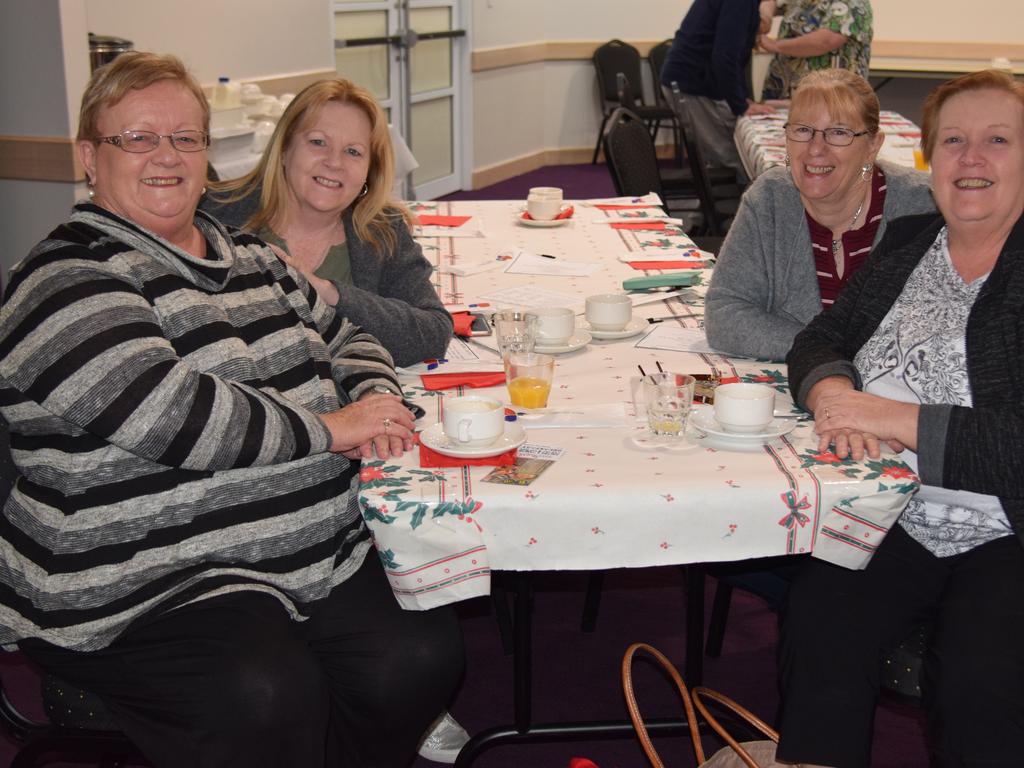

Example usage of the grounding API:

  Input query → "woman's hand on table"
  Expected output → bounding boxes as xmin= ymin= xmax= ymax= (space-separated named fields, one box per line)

xmin=322 ymin=393 xmax=415 ymax=459
xmin=270 ymin=244 xmax=341 ymax=306
xmin=812 ymin=387 xmax=918 ymax=458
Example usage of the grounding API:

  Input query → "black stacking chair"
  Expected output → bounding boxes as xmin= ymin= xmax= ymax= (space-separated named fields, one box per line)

xmin=601 ymin=106 xmax=725 ymax=253
xmin=665 ymin=82 xmax=744 ymax=236
xmin=591 ymin=39 xmax=676 ymax=163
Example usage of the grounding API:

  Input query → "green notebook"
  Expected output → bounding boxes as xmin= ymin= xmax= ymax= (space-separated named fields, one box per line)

xmin=622 ymin=271 xmax=704 ymax=291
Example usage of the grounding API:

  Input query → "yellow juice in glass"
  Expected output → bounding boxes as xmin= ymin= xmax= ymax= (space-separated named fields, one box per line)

xmin=508 ymin=376 xmax=551 ymax=409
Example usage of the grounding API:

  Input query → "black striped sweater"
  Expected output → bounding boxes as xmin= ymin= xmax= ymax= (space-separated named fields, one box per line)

xmin=0 ymin=204 xmax=401 ymax=651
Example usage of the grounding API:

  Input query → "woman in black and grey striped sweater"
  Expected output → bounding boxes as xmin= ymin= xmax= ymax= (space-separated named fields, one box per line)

xmin=0 ymin=52 xmax=461 ymax=768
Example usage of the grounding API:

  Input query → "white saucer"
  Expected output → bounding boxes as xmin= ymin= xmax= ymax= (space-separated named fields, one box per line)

xmin=690 ymin=405 xmax=796 ymax=442
xmin=517 ymin=206 xmax=574 ymax=227
xmin=534 ymin=328 xmax=592 ymax=354
xmin=419 ymin=421 xmax=527 ymax=459
xmin=582 ymin=317 xmax=648 ymax=340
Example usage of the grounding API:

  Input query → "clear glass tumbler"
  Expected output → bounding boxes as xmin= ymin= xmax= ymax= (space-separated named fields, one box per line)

xmin=642 ymin=372 xmax=696 ymax=436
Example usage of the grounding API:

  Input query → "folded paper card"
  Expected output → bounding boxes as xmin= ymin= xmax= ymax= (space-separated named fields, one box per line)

xmin=610 ymin=221 xmax=668 ymax=231
xmin=421 ymin=371 xmax=507 ymax=390
xmin=416 ymin=214 xmax=471 ymax=227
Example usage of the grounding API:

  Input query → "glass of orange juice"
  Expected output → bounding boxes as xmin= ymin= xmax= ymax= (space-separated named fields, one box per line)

xmin=505 ymin=352 xmax=555 ymax=409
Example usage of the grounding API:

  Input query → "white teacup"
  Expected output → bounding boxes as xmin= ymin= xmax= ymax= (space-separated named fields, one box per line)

xmin=442 ymin=396 xmax=505 ymax=446
xmin=713 ymin=383 xmax=775 ymax=434
xmin=526 ymin=307 xmax=575 ymax=346
xmin=528 ymin=186 xmax=563 ymax=201
xmin=526 ymin=196 xmax=563 ymax=221
xmin=585 ymin=293 xmax=633 ymax=332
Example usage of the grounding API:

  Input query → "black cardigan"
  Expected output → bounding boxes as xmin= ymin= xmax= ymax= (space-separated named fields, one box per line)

xmin=787 ymin=211 xmax=1024 ymax=549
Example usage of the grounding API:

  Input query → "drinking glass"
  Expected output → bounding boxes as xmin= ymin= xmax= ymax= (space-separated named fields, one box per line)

xmin=492 ymin=309 xmax=538 ymax=360
xmin=642 ymin=372 xmax=696 ymax=436
xmin=505 ymin=352 xmax=555 ymax=409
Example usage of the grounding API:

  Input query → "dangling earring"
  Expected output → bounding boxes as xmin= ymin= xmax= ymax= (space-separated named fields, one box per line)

xmin=358 ymin=182 xmax=369 ymax=198
xmin=861 ymin=162 xmax=872 ymax=181
xmin=86 ymin=177 xmax=95 ymax=199
xmin=784 ymin=154 xmax=790 ymax=167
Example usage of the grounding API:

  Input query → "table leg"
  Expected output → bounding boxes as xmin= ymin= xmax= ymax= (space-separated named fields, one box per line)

xmin=452 ymin=570 xmax=704 ymax=768
xmin=684 ymin=564 xmax=705 ymax=686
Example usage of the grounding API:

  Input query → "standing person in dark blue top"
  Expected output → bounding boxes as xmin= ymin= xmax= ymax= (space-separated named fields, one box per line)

xmin=660 ymin=0 xmax=776 ymax=183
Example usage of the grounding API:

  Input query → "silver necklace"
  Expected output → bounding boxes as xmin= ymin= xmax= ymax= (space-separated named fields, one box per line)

xmin=831 ymin=196 xmax=866 ymax=256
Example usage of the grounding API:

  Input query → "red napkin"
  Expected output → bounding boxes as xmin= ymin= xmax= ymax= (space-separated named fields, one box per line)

xmin=420 ymin=372 xmax=507 ymax=390
xmin=417 ymin=214 xmax=471 ymax=227
xmin=418 ymin=438 xmax=517 ymax=468
xmin=627 ymin=259 xmax=706 ymax=270
xmin=610 ymin=220 xmax=667 ymax=231
xmin=521 ymin=205 xmax=575 ymax=221
xmin=449 ymin=311 xmax=475 ymax=337
xmin=595 ymin=204 xmax=653 ymax=210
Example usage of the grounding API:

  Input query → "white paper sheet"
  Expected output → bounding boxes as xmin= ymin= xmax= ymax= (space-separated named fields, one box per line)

xmin=591 ymin=212 xmax=684 ymax=223
xmin=510 ymin=403 xmax=632 ymax=429
xmin=619 ymin=250 xmax=713 ymax=262
xmin=437 ymin=260 xmax=504 ymax=276
xmin=578 ymin=193 xmax=663 ymax=207
xmin=413 ymin=217 xmax=486 ymax=238
xmin=503 ymin=250 xmax=600 ymax=278
xmin=396 ymin=337 xmax=504 ymax=374
xmin=478 ymin=284 xmax=583 ymax=309
xmin=633 ymin=323 xmax=719 ymax=354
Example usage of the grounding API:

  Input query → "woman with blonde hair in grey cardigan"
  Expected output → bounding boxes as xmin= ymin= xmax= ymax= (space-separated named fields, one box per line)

xmin=705 ymin=69 xmax=935 ymax=361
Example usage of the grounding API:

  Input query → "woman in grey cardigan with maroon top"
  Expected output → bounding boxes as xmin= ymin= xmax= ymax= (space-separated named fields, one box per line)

xmin=705 ymin=69 xmax=934 ymax=361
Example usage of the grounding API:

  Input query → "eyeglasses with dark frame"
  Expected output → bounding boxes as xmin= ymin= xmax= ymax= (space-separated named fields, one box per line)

xmin=94 ymin=130 xmax=210 ymax=153
xmin=783 ymin=123 xmax=871 ymax=147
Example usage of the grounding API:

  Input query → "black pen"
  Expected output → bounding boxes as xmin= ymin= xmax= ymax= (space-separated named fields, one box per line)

xmin=539 ymin=253 xmax=557 ymax=259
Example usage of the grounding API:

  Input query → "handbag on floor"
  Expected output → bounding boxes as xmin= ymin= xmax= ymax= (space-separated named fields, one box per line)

xmin=622 ymin=642 xmax=782 ymax=768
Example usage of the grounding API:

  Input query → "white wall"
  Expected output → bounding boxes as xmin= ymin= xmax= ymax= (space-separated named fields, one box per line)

xmin=0 ymin=0 xmax=91 ymax=279
xmin=874 ymin=0 xmax=1019 ymax=43
xmin=84 ymin=0 xmax=333 ymax=87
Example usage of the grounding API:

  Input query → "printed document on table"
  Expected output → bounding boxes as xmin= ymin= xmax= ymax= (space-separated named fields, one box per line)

xmin=634 ymin=323 xmax=719 ymax=354
xmin=479 ymin=284 xmax=583 ymax=309
xmin=503 ymin=249 xmax=600 ymax=278
xmin=397 ymin=337 xmax=503 ymax=374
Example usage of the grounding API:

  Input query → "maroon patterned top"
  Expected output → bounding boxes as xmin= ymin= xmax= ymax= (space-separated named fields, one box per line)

xmin=805 ymin=166 xmax=888 ymax=308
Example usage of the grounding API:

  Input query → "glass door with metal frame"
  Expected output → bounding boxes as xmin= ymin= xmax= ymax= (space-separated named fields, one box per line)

xmin=332 ymin=0 xmax=470 ymax=200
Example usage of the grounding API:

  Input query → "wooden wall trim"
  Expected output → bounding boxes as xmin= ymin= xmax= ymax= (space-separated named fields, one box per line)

xmin=0 ymin=136 xmax=83 ymax=182
xmin=472 ymin=39 xmax=1024 ymax=73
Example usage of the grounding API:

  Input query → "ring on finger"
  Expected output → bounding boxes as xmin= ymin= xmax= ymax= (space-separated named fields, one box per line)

xmin=824 ymin=407 xmax=830 ymax=419
xmin=382 ymin=417 xmax=392 ymax=433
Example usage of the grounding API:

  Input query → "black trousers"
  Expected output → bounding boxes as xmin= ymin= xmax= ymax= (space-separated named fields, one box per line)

xmin=22 ymin=551 xmax=464 ymax=768
xmin=777 ymin=524 xmax=1024 ymax=768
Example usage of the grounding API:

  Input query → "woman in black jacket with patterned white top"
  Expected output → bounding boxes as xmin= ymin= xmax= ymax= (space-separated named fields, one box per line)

xmin=780 ymin=69 xmax=1024 ymax=768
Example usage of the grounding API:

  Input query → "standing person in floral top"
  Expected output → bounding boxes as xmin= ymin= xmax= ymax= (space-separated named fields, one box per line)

xmin=759 ymin=0 xmax=873 ymax=100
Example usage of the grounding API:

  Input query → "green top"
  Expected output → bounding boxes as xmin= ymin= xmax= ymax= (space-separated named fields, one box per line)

xmin=255 ymin=226 xmax=352 ymax=286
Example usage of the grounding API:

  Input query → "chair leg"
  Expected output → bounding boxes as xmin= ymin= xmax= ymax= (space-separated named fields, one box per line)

xmin=592 ymin=111 xmax=612 ymax=164
xmin=580 ymin=571 xmax=604 ymax=632
xmin=706 ymin=580 xmax=734 ymax=658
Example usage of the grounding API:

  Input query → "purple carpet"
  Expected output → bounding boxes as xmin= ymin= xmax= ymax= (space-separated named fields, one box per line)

xmin=0 ymin=165 xmax=928 ymax=768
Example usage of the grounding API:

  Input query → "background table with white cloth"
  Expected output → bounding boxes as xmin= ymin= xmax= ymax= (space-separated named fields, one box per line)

xmin=734 ymin=108 xmax=924 ymax=181
xmin=357 ymin=197 xmax=919 ymax=611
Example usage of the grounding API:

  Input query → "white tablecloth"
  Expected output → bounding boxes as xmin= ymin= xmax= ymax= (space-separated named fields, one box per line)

xmin=734 ymin=109 xmax=923 ymax=180
xmin=359 ymin=198 xmax=918 ymax=609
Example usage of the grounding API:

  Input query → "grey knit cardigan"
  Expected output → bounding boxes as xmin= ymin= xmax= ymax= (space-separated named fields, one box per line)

xmin=705 ymin=162 xmax=935 ymax=361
